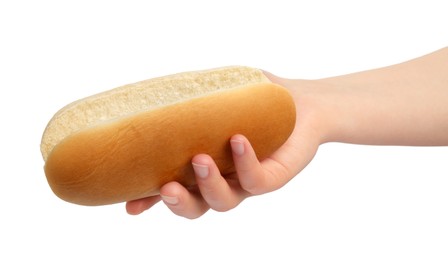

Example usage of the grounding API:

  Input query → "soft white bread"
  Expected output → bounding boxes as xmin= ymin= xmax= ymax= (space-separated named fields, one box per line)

xmin=41 ymin=66 xmax=296 ymax=206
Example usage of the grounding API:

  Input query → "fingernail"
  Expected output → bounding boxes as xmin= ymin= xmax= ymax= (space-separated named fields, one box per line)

xmin=192 ymin=163 xmax=209 ymax=179
xmin=230 ymin=140 xmax=245 ymax=156
xmin=161 ymin=195 xmax=179 ymax=205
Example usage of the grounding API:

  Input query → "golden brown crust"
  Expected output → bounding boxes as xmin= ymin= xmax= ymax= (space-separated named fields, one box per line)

xmin=40 ymin=66 xmax=270 ymax=160
xmin=44 ymin=83 xmax=296 ymax=205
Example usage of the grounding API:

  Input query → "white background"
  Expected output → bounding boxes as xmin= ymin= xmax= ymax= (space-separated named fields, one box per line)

xmin=1 ymin=1 xmax=447 ymax=259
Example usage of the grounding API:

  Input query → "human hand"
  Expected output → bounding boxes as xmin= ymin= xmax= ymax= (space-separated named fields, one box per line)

xmin=126 ymin=73 xmax=326 ymax=218
xmin=127 ymin=48 xmax=448 ymax=218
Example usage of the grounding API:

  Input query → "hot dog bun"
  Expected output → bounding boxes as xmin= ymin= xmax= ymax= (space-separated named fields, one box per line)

xmin=41 ymin=66 xmax=296 ymax=206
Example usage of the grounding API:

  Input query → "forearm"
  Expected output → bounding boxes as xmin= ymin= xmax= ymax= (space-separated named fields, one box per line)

xmin=294 ymin=47 xmax=448 ymax=146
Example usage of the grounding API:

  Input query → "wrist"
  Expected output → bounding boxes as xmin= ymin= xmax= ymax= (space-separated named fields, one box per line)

xmin=296 ymin=80 xmax=346 ymax=144
xmin=278 ymin=78 xmax=342 ymax=145
xmin=265 ymin=72 xmax=354 ymax=145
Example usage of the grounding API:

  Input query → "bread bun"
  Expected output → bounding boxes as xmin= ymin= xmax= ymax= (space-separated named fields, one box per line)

xmin=41 ymin=66 xmax=296 ymax=206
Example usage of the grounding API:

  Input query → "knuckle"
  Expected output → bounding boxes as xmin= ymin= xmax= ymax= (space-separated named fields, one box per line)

xmin=206 ymin=195 xmax=240 ymax=212
xmin=211 ymin=202 xmax=237 ymax=213
xmin=183 ymin=213 xmax=201 ymax=220
xmin=173 ymin=206 xmax=208 ymax=220
xmin=240 ymin=177 xmax=266 ymax=195
xmin=243 ymin=186 xmax=265 ymax=195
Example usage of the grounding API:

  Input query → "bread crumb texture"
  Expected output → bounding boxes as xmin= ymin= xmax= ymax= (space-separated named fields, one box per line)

xmin=41 ymin=67 xmax=269 ymax=160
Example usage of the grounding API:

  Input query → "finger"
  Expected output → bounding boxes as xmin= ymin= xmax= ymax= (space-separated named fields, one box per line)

xmin=230 ymin=134 xmax=290 ymax=194
xmin=126 ymin=196 xmax=162 ymax=215
xmin=192 ymin=154 xmax=248 ymax=212
xmin=159 ymin=181 xmax=209 ymax=219
xmin=267 ymin=125 xmax=319 ymax=176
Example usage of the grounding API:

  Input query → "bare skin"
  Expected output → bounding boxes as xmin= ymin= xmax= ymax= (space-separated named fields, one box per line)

xmin=126 ymin=47 xmax=448 ymax=218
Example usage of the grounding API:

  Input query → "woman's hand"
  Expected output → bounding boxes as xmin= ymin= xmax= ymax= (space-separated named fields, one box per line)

xmin=126 ymin=74 xmax=326 ymax=218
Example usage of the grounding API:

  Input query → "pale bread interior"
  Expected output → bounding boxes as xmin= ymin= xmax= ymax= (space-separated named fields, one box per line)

xmin=41 ymin=66 xmax=270 ymax=161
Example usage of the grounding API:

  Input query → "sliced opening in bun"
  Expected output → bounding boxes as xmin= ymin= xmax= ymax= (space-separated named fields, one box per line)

xmin=41 ymin=66 xmax=270 ymax=161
